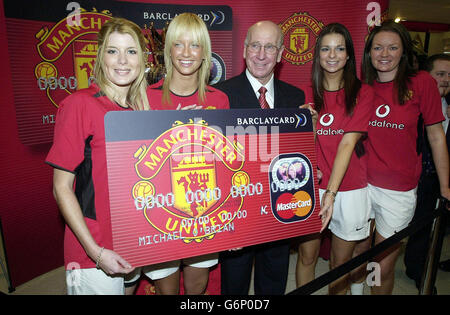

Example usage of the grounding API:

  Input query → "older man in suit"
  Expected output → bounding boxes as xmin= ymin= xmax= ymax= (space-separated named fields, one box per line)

xmin=215 ymin=20 xmax=305 ymax=295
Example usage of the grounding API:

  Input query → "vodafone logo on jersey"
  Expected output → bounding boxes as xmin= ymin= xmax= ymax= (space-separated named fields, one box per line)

xmin=319 ymin=113 xmax=334 ymax=126
xmin=369 ymin=104 xmax=405 ymax=130
xmin=317 ymin=113 xmax=344 ymax=136
xmin=375 ymin=104 xmax=390 ymax=118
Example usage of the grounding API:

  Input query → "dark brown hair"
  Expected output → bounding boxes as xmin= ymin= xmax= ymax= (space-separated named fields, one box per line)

xmin=362 ymin=20 xmax=417 ymax=105
xmin=425 ymin=53 xmax=450 ymax=72
xmin=311 ymin=23 xmax=361 ymax=115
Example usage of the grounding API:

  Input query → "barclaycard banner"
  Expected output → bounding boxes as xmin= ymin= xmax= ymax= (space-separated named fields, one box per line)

xmin=105 ymin=108 xmax=321 ymax=267
xmin=3 ymin=0 xmax=232 ymax=145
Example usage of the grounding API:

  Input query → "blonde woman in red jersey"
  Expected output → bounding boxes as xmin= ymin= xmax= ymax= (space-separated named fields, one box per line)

xmin=124 ymin=13 xmax=229 ymax=295
xmin=46 ymin=17 xmax=149 ymax=295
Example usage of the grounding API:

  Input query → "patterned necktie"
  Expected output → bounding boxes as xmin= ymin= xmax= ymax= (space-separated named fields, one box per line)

xmin=258 ymin=86 xmax=270 ymax=109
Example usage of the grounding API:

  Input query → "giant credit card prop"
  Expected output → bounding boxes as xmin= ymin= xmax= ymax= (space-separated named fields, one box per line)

xmin=105 ymin=108 xmax=321 ymax=267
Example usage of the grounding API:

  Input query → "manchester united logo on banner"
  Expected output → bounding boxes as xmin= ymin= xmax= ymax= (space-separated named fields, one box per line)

xmin=73 ymin=40 xmax=98 ymax=90
xmin=279 ymin=12 xmax=324 ymax=65
xmin=35 ymin=11 xmax=111 ymax=107
xmin=4 ymin=0 xmax=233 ymax=145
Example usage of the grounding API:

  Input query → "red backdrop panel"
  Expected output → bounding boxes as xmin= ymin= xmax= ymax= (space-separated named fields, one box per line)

xmin=0 ymin=0 xmax=388 ymax=289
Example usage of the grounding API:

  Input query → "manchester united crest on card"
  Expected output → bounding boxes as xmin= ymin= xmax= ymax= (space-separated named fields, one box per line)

xmin=105 ymin=109 xmax=321 ymax=267
xmin=170 ymin=152 xmax=218 ymax=217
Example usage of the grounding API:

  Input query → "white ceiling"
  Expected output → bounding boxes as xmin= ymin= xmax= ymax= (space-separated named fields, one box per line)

xmin=388 ymin=0 xmax=450 ymax=24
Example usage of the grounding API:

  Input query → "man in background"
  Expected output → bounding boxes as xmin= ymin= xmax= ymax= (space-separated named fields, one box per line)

xmin=404 ymin=53 xmax=450 ymax=288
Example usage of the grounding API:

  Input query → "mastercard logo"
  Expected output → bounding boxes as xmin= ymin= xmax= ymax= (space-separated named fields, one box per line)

xmin=275 ymin=191 xmax=313 ymax=220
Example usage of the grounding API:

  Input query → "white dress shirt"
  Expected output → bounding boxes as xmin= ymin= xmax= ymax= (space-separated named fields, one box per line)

xmin=442 ymin=97 xmax=449 ymax=134
xmin=245 ymin=69 xmax=275 ymax=109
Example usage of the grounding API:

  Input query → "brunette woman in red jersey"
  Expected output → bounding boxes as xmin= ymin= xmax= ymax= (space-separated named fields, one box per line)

xmin=296 ymin=23 xmax=374 ymax=294
xmin=362 ymin=21 xmax=449 ymax=295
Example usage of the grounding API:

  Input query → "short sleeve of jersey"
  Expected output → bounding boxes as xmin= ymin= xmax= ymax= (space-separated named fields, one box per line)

xmin=301 ymin=85 xmax=314 ymax=105
xmin=205 ymin=86 xmax=230 ymax=109
xmin=343 ymin=84 xmax=374 ymax=134
xmin=416 ymin=71 xmax=445 ymax=126
xmin=46 ymin=92 xmax=92 ymax=172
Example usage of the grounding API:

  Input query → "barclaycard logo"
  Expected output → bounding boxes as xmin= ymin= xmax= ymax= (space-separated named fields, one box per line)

xmin=209 ymin=11 xmax=226 ymax=27
xmin=236 ymin=114 xmax=306 ymax=127
xmin=295 ymin=113 xmax=307 ymax=128
xmin=143 ymin=10 xmax=226 ymax=27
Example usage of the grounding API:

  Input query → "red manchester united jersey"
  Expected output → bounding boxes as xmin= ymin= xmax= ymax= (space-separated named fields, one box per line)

xmin=305 ymin=84 xmax=374 ymax=191
xmin=147 ymin=79 xmax=230 ymax=110
xmin=366 ymin=71 xmax=444 ymax=191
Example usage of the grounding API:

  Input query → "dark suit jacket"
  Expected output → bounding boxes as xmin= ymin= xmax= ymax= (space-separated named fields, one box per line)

xmin=213 ymin=71 xmax=305 ymax=295
xmin=214 ymin=71 xmax=305 ymax=109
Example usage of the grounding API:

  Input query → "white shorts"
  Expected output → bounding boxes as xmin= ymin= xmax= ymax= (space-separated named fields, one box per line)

xmin=66 ymin=267 xmax=125 ymax=295
xmin=125 ymin=253 xmax=218 ymax=285
xmin=368 ymin=184 xmax=417 ymax=239
xmin=320 ymin=187 xmax=371 ymax=241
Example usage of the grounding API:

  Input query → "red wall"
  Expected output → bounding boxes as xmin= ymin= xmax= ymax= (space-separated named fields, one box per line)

xmin=0 ymin=0 xmax=388 ymax=288
xmin=0 ymin=0 xmax=65 ymax=288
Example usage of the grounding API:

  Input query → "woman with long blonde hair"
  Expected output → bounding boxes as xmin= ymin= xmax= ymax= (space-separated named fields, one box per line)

xmin=124 ymin=13 xmax=229 ymax=295
xmin=146 ymin=12 xmax=229 ymax=111
xmin=94 ymin=17 xmax=149 ymax=110
xmin=46 ymin=17 xmax=149 ymax=294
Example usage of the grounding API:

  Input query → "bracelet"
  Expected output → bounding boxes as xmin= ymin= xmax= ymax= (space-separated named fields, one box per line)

xmin=325 ymin=189 xmax=337 ymax=200
xmin=95 ymin=247 xmax=105 ymax=269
